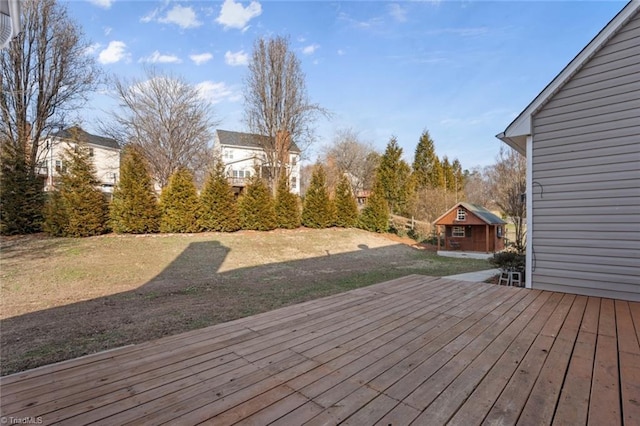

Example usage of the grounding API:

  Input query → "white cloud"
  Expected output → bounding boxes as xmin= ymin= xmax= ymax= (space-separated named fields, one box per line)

xmin=139 ymin=51 xmax=182 ymax=64
xmin=88 ymin=0 xmax=113 ymax=9
xmin=158 ymin=5 xmax=202 ymax=29
xmin=388 ymin=4 xmax=408 ymax=23
xmin=104 ymin=27 xmax=112 ymax=36
xmin=216 ymin=0 xmax=262 ymax=31
xmin=225 ymin=50 xmax=248 ymax=66
xmin=140 ymin=8 xmax=159 ymax=23
xmin=190 ymin=52 xmax=213 ymax=65
xmin=98 ymin=41 xmax=128 ymax=64
xmin=337 ymin=49 xmax=346 ymax=56
xmin=84 ymin=43 xmax=101 ymax=56
xmin=195 ymin=81 xmax=241 ymax=104
xmin=302 ymin=44 xmax=320 ymax=55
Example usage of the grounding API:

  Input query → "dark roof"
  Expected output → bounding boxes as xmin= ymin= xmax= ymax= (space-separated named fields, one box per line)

xmin=434 ymin=202 xmax=507 ymax=225
xmin=216 ymin=129 xmax=301 ymax=153
xmin=53 ymin=126 xmax=120 ymax=150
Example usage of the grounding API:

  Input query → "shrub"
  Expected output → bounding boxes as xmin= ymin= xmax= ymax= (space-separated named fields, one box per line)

xmin=238 ymin=177 xmax=277 ymax=231
xmin=490 ymin=250 xmax=526 ymax=272
xmin=110 ymin=146 xmax=160 ymax=234
xmin=334 ymin=175 xmax=358 ymax=228
xmin=302 ymin=165 xmax=335 ymax=228
xmin=275 ymin=171 xmax=301 ymax=229
xmin=358 ymin=177 xmax=389 ymax=233
xmin=159 ymin=168 xmax=201 ymax=233
xmin=0 ymin=144 xmax=44 ymax=235
xmin=199 ymin=160 xmax=240 ymax=232
xmin=43 ymin=141 xmax=109 ymax=237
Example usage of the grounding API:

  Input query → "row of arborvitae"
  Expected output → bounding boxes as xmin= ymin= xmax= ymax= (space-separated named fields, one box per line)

xmin=41 ymin=144 xmax=389 ymax=237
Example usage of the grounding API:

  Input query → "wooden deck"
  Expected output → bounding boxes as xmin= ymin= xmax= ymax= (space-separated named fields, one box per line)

xmin=1 ymin=275 xmax=639 ymax=425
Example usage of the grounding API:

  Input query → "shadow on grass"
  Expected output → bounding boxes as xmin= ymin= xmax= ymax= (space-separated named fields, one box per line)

xmin=0 ymin=237 xmax=487 ymax=375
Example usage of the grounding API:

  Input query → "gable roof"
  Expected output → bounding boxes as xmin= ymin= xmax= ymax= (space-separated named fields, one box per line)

xmin=216 ymin=129 xmax=301 ymax=153
xmin=497 ymin=1 xmax=640 ymax=155
xmin=53 ymin=126 xmax=120 ymax=150
xmin=434 ymin=202 xmax=507 ymax=226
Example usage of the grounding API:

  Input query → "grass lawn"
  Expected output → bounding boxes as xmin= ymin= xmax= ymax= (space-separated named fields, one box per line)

xmin=0 ymin=227 xmax=490 ymax=375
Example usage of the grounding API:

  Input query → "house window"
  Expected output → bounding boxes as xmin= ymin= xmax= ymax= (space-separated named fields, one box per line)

xmin=224 ymin=150 xmax=233 ymax=160
xmin=291 ymin=176 xmax=297 ymax=189
xmin=291 ymin=155 xmax=297 ymax=166
xmin=89 ymin=148 xmax=94 ymax=157
xmin=55 ymin=160 xmax=66 ymax=173
xmin=232 ymin=170 xmax=250 ymax=178
xmin=452 ymin=226 xmax=465 ymax=237
xmin=457 ymin=209 xmax=466 ymax=221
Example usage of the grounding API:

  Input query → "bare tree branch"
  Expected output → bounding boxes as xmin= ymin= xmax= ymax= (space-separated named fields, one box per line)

xmin=101 ymin=67 xmax=219 ymax=188
xmin=0 ymin=0 xmax=100 ymax=172
xmin=243 ymin=35 xmax=330 ymax=195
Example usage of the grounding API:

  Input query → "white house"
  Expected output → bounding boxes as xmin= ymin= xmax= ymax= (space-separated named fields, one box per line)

xmin=497 ymin=1 xmax=639 ymax=301
xmin=38 ymin=126 xmax=121 ymax=193
xmin=213 ymin=129 xmax=301 ymax=195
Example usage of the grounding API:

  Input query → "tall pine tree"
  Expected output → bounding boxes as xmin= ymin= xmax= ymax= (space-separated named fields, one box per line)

xmin=441 ymin=156 xmax=456 ymax=192
xmin=412 ymin=130 xmax=440 ymax=190
xmin=159 ymin=168 xmax=201 ymax=233
xmin=275 ymin=170 xmax=301 ymax=229
xmin=0 ymin=143 xmax=44 ymax=235
xmin=377 ymin=137 xmax=413 ymax=216
xmin=199 ymin=159 xmax=240 ymax=232
xmin=110 ymin=145 xmax=160 ymax=234
xmin=43 ymin=141 xmax=109 ymax=237
xmin=302 ymin=165 xmax=335 ymax=228
xmin=238 ymin=177 xmax=277 ymax=231
xmin=334 ymin=174 xmax=358 ymax=228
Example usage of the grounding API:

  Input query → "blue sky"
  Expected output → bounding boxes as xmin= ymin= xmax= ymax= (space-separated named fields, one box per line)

xmin=67 ymin=0 xmax=627 ymax=169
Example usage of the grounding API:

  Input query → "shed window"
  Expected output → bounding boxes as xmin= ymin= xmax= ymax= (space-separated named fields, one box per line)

xmin=456 ymin=209 xmax=466 ymax=221
xmin=452 ymin=226 xmax=465 ymax=237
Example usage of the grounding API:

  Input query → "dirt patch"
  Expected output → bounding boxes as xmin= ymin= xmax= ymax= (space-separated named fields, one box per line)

xmin=0 ymin=228 xmax=490 ymax=375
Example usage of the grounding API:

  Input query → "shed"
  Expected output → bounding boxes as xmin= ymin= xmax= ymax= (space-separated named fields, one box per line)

xmin=497 ymin=1 xmax=640 ymax=301
xmin=434 ymin=202 xmax=507 ymax=254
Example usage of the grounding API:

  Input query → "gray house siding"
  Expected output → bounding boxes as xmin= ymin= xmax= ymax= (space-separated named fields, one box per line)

xmin=530 ymin=9 xmax=640 ymax=301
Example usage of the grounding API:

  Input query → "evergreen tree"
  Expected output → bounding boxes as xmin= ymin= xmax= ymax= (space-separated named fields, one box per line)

xmin=442 ymin=156 xmax=456 ymax=192
xmin=159 ymin=168 xmax=201 ymax=233
xmin=334 ymin=174 xmax=358 ymax=228
xmin=302 ymin=165 xmax=335 ymax=228
xmin=275 ymin=171 xmax=301 ymax=229
xmin=238 ymin=177 xmax=277 ymax=231
xmin=0 ymin=143 xmax=44 ymax=235
xmin=43 ymin=141 xmax=109 ymax=237
xmin=452 ymin=158 xmax=465 ymax=193
xmin=42 ymin=190 xmax=68 ymax=237
xmin=377 ymin=137 xmax=413 ymax=216
xmin=413 ymin=130 xmax=440 ymax=190
xmin=110 ymin=146 xmax=160 ymax=234
xmin=431 ymin=158 xmax=444 ymax=189
xmin=358 ymin=176 xmax=389 ymax=233
xmin=199 ymin=159 xmax=240 ymax=232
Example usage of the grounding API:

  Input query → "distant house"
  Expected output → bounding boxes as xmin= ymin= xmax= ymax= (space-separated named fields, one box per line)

xmin=434 ymin=202 xmax=507 ymax=254
xmin=497 ymin=2 xmax=639 ymax=301
xmin=38 ymin=126 xmax=121 ymax=193
xmin=214 ymin=129 xmax=301 ymax=195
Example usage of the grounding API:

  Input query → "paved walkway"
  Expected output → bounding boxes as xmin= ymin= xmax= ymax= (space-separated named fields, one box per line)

xmin=444 ymin=268 xmax=500 ymax=282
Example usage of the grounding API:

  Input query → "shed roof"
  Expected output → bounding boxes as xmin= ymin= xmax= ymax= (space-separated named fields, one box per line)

xmin=497 ymin=1 xmax=640 ymax=155
xmin=53 ymin=126 xmax=120 ymax=150
xmin=434 ymin=202 xmax=507 ymax=226
xmin=216 ymin=129 xmax=301 ymax=153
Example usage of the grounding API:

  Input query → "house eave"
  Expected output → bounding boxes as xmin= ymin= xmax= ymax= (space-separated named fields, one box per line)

xmin=497 ymin=1 xmax=639 ymax=155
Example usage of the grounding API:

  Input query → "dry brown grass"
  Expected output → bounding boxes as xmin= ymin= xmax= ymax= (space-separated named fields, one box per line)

xmin=0 ymin=228 xmax=489 ymax=375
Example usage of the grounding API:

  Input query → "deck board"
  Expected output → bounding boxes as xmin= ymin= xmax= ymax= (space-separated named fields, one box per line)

xmin=0 ymin=274 xmax=636 ymax=426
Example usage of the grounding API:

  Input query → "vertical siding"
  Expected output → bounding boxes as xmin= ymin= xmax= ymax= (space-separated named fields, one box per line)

xmin=530 ymin=11 xmax=640 ymax=301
